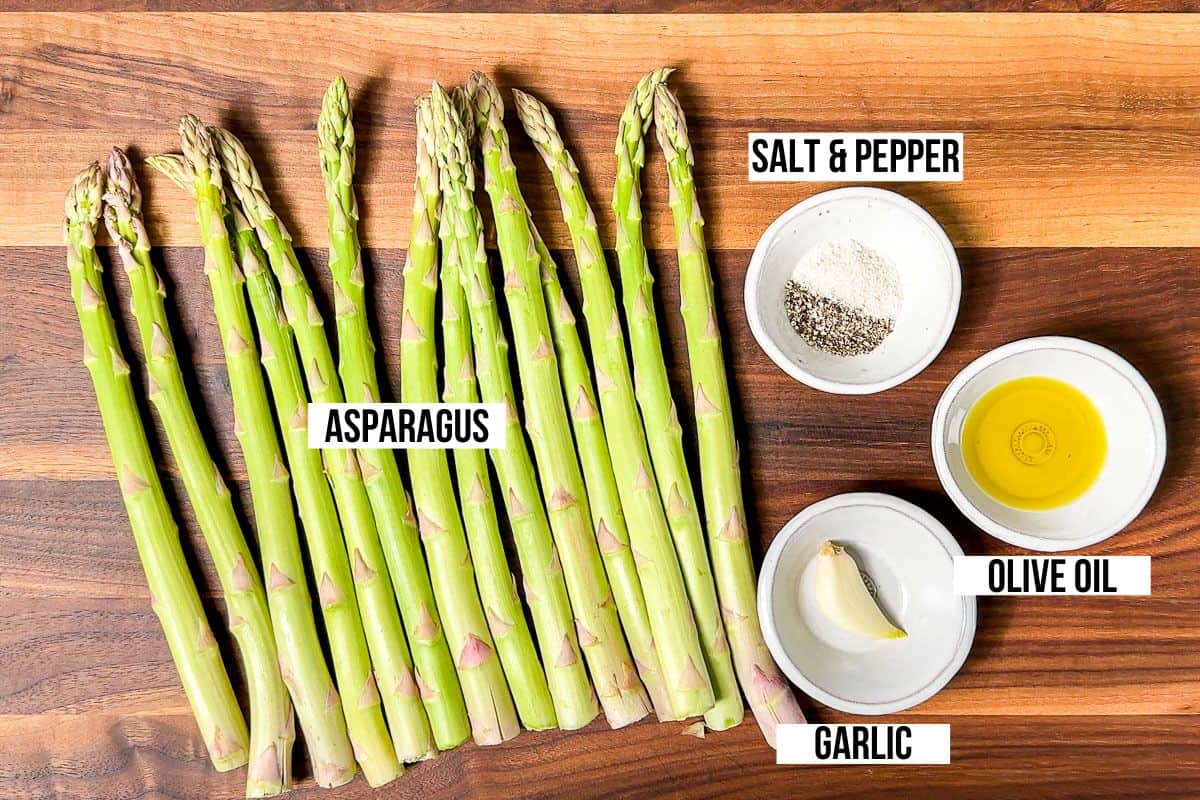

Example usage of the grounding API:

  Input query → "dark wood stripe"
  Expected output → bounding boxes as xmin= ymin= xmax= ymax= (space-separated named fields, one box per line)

xmin=1 ymin=712 xmax=1197 ymax=799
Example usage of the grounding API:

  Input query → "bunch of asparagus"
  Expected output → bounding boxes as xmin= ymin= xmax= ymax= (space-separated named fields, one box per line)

xmin=66 ymin=68 xmax=803 ymax=796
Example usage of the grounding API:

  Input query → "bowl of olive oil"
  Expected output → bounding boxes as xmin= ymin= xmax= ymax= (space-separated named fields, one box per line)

xmin=932 ymin=337 xmax=1166 ymax=551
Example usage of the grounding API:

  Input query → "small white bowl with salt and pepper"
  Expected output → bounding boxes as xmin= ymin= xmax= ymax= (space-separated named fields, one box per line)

xmin=744 ymin=187 xmax=961 ymax=394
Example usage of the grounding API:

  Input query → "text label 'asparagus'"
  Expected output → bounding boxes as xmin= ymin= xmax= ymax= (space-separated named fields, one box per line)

xmin=308 ymin=403 xmax=506 ymax=448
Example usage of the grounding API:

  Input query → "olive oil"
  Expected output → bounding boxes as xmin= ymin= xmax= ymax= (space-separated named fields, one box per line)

xmin=962 ymin=376 xmax=1107 ymax=511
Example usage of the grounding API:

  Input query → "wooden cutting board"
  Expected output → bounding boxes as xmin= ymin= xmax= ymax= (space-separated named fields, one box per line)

xmin=2 ymin=10 xmax=1198 ymax=800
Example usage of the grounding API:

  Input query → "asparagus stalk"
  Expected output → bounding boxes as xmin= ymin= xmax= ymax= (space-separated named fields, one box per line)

xmin=202 ymin=130 xmax=463 ymax=756
xmin=526 ymin=217 xmax=670 ymax=720
xmin=419 ymin=90 xmax=556 ymax=732
xmin=103 ymin=150 xmax=293 ymax=796
xmin=316 ymin=77 xmax=471 ymax=750
xmin=467 ymin=73 xmax=649 ymax=728
xmin=209 ymin=128 xmax=436 ymax=767
xmin=177 ymin=116 xmax=357 ymax=785
xmin=398 ymin=90 xmax=519 ymax=746
xmin=509 ymin=86 xmax=714 ymax=721
xmin=434 ymin=87 xmax=600 ymax=731
xmin=440 ymin=213 xmax=557 ymax=734
xmin=653 ymin=86 xmax=806 ymax=746
xmin=65 ymin=163 xmax=250 ymax=773
xmin=607 ymin=72 xmax=744 ymax=730
xmin=234 ymin=209 xmax=423 ymax=784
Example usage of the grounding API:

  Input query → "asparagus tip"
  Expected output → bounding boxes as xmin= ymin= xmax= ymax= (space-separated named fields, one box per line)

xmin=102 ymin=147 xmax=146 ymax=249
xmin=448 ymin=86 xmax=475 ymax=144
xmin=146 ymin=154 xmax=195 ymax=193
xmin=428 ymin=82 xmax=471 ymax=193
xmin=614 ymin=67 xmax=673 ymax=162
xmin=209 ymin=127 xmax=251 ymax=188
xmin=104 ymin=148 xmax=138 ymax=203
xmin=511 ymin=89 xmax=558 ymax=157
xmin=320 ymin=76 xmax=350 ymax=130
xmin=179 ymin=114 xmax=226 ymax=185
xmin=653 ymin=84 xmax=692 ymax=161
xmin=106 ymin=146 xmax=135 ymax=191
xmin=325 ymin=74 xmax=348 ymax=103
xmin=65 ymin=162 xmax=104 ymax=231
xmin=318 ymin=75 xmax=354 ymax=181
xmin=466 ymin=71 xmax=503 ymax=127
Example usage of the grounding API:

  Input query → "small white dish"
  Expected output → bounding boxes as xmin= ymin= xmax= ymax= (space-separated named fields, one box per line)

xmin=744 ymin=187 xmax=961 ymax=395
xmin=932 ymin=336 xmax=1167 ymax=552
xmin=758 ymin=492 xmax=975 ymax=715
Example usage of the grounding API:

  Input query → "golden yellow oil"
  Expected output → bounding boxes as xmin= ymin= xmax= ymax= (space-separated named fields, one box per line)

xmin=961 ymin=376 xmax=1107 ymax=511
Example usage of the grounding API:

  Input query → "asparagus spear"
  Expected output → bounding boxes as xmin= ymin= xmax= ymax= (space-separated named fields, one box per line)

xmin=653 ymin=86 xmax=806 ymax=747
xmin=104 ymin=150 xmax=293 ymax=796
xmin=526 ymin=217 xmax=670 ymax=720
xmin=235 ymin=209 xmax=425 ymax=783
xmin=509 ymin=86 xmax=714 ymax=721
xmin=177 ymin=116 xmax=357 ymax=785
xmin=316 ymin=76 xmax=471 ymax=750
xmin=65 ymin=162 xmax=250 ymax=773
xmin=200 ymin=129 xmax=465 ymax=755
xmin=438 ymin=213 xmax=555 ymax=734
xmin=398 ymin=91 xmax=519 ymax=746
xmin=434 ymin=87 xmax=600 ymax=731
xmin=209 ymin=128 xmax=436 ymax=767
xmin=467 ymin=73 xmax=649 ymax=728
xmin=607 ymin=72 xmax=745 ymax=730
xmin=419 ymin=90 xmax=556 ymax=732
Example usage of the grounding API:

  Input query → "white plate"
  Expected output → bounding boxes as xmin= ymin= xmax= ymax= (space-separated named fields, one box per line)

xmin=932 ymin=336 xmax=1167 ymax=552
xmin=744 ymin=187 xmax=961 ymax=394
xmin=757 ymin=493 xmax=975 ymax=715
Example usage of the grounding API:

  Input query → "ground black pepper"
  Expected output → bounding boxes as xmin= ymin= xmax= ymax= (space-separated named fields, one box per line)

xmin=784 ymin=281 xmax=895 ymax=357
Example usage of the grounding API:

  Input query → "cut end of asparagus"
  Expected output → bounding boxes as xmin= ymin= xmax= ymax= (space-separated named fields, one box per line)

xmin=747 ymin=664 xmax=806 ymax=748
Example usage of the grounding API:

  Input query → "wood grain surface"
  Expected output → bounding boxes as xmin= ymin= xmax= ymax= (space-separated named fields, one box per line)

xmin=9 ymin=15 xmax=1200 ymax=248
xmin=2 ymin=8 xmax=1198 ymax=800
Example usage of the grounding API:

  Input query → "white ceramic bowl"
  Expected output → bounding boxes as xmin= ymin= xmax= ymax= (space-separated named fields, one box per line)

xmin=744 ymin=187 xmax=961 ymax=394
xmin=758 ymin=493 xmax=975 ymax=715
xmin=932 ymin=337 xmax=1167 ymax=552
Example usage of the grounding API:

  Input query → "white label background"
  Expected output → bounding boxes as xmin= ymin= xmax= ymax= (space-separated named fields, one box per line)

xmin=307 ymin=403 xmax=506 ymax=449
xmin=777 ymin=724 xmax=951 ymax=765
xmin=748 ymin=132 xmax=964 ymax=182
xmin=954 ymin=556 xmax=1151 ymax=596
